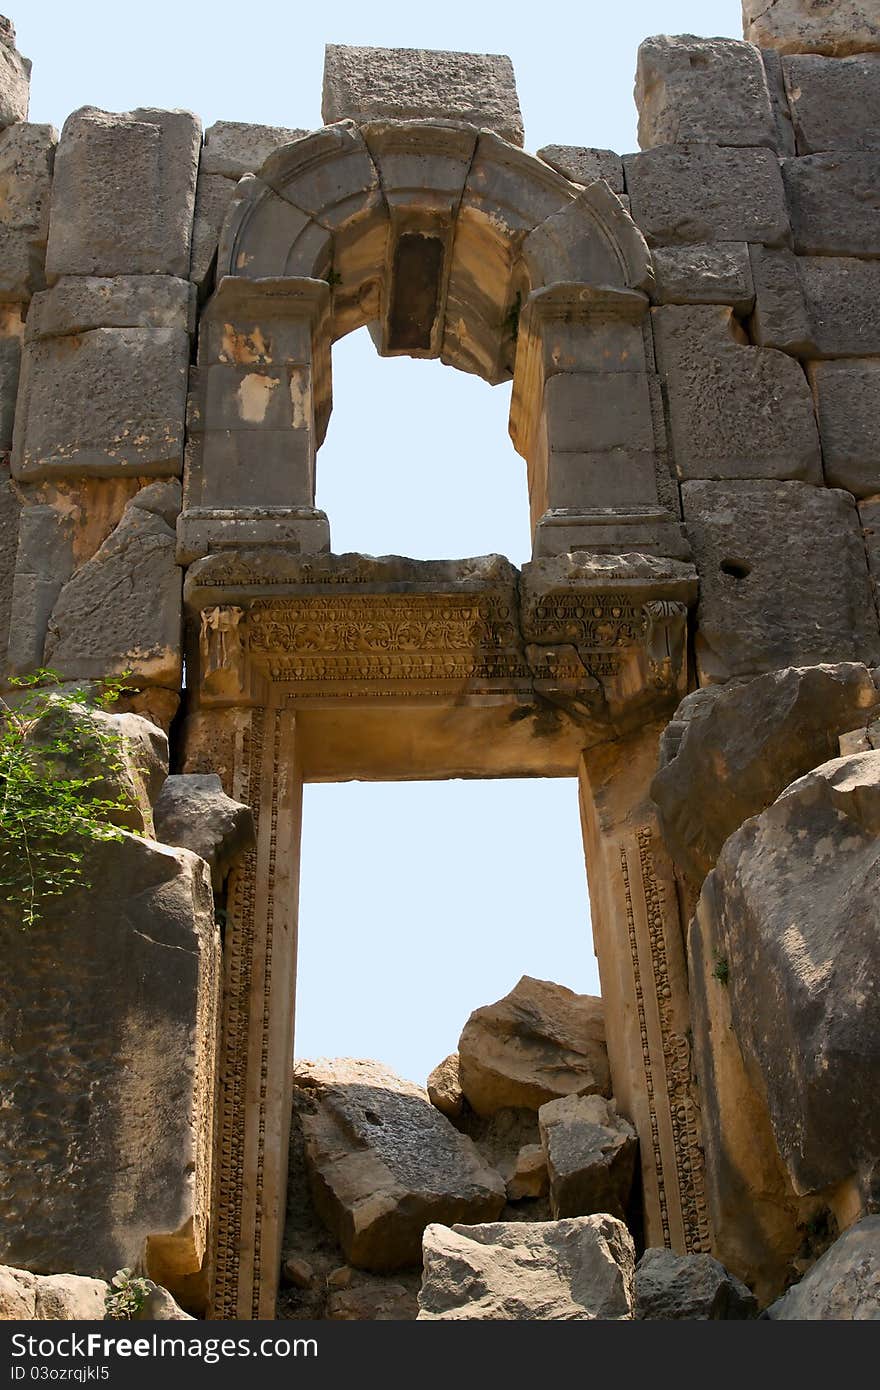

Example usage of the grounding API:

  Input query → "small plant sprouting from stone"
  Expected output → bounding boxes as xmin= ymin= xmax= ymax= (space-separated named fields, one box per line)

xmin=712 ymin=954 xmax=730 ymax=987
xmin=105 ymin=1269 xmax=152 ymax=1320
xmin=0 ymin=669 xmax=136 ymax=928
xmin=503 ymin=291 xmax=522 ymax=341
xmin=324 ymin=267 xmax=343 ymax=288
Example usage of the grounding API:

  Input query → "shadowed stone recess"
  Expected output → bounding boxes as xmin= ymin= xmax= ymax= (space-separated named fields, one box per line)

xmin=765 ymin=1218 xmax=880 ymax=1319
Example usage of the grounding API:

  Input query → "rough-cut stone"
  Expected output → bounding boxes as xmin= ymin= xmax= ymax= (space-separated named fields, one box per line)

xmin=152 ymin=773 xmax=253 ymax=890
xmin=623 ymin=145 xmax=790 ymax=248
xmin=426 ymin=1053 xmax=464 ymax=1121
xmin=536 ymin=145 xmax=623 ymax=193
xmin=190 ymin=171 xmax=235 ymax=288
xmin=45 ymin=107 xmax=200 ymax=279
xmin=652 ymin=663 xmax=879 ymax=886
xmin=28 ymin=275 xmax=194 ymax=336
xmin=651 ymin=244 xmax=754 ymax=314
xmin=43 ymin=484 xmax=182 ymax=687
xmin=322 ymin=45 xmax=524 ymax=146
xmin=682 ymin=481 xmax=880 ymax=682
xmin=326 ymin=1282 xmax=415 ymax=1320
xmin=784 ymin=54 xmax=880 ymax=154
xmin=133 ymin=1283 xmax=194 ymax=1320
xmin=505 ymin=1144 xmax=548 ymax=1201
xmin=652 ymin=305 xmax=821 ymax=482
xmin=297 ymin=1059 xmax=505 ymax=1272
xmin=34 ymin=1274 xmax=108 ymax=1321
xmin=0 ymin=19 xmax=29 ymax=129
xmin=0 ymin=466 xmax=20 ymax=667
xmin=4 ymin=501 xmax=74 ymax=675
xmin=700 ymin=751 xmax=880 ymax=1196
xmin=417 ymin=1215 xmax=635 ymax=1320
xmin=635 ymin=35 xmax=777 ymax=151
xmin=0 ymin=123 xmax=56 ymax=302
xmin=799 ymin=256 xmax=880 ymax=358
xmin=748 ymin=244 xmax=815 ymax=354
xmin=809 ymin=359 xmax=880 ymax=498
xmin=539 ymin=1095 xmax=637 ymax=1221
xmin=0 ymin=1265 xmax=35 ymax=1319
xmin=766 ymin=1218 xmax=880 ymax=1319
xmin=457 ymin=976 xmax=610 ymax=1117
xmin=201 ymin=121 xmax=307 ymax=179
xmin=783 ymin=154 xmax=880 ymax=258
xmin=635 ymin=1249 xmax=757 ymax=1320
xmin=742 ymin=0 xmax=880 ymax=57
xmin=0 ymin=833 xmax=219 ymax=1287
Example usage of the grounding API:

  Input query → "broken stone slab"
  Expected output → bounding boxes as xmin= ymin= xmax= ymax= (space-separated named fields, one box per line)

xmin=0 ymin=123 xmax=56 ymax=302
xmin=322 ymin=45 xmax=524 ymax=146
xmin=635 ymin=35 xmax=777 ymax=151
xmin=133 ymin=1283 xmax=194 ymax=1320
xmin=45 ymin=108 xmax=200 ymax=280
xmin=426 ymin=1053 xmax=464 ymax=1121
xmin=201 ymin=121 xmax=308 ymax=179
xmin=652 ymin=663 xmax=879 ymax=887
xmin=417 ymin=1215 xmax=635 ymax=1320
xmin=681 ymin=480 xmax=880 ymax=682
xmin=700 ymin=751 xmax=880 ymax=1196
xmin=152 ymin=773 xmax=255 ymax=890
xmin=0 ymin=834 xmax=220 ymax=1288
xmin=457 ymin=975 xmax=610 ymax=1117
xmin=189 ymin=171 xmax=236 ymax=288
xmin=536 ymin=145 xmax=623 ymax=193
xmin=42 ymin=482 xmax=182 ymax=687
xmin=539 ymin=1094 xmax=637 ymax=1221
xmin=742 ymin=0 xmax=880 ymax=57
xmin=623 ymin=145 xmax=790 ymax=248
xmin=765 ymin=1217 xmax=880 ymax=1319
xmin=652 ymin=305 xmax=821 ymax=482
xmin=297 ymin=1059 xmax=506 ymax=1272
xmin=505 ymin=1144 xmax=548 ymax=1202
xmin=635 ymin=1249 xmax=757 ymax=1320
xmin=0 ymin=18 xmax=30 ymax=129
xmin=784 ymin=53 xmax=880 ymax=154
xmin=783 ymin=153 xmax=880 ymax=258
xmin=809 ymin=359 xmax=880 ymax=498
xmin=651 ymin=244 xmax=754 ymax=315
xmin=748 ymin=244 xmax=815 ymax=355
xmin=34 ymin=1274 xmax=109 ymax=1320
xmin=27 ymin=275 xmax=195 ymax=337
xmin=799 ymin=255 xmax=880 ymax=357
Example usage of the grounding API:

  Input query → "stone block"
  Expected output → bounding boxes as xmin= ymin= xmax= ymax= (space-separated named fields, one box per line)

xmin=538 ymin=1095 xmax=637 ymax=1222
xmin=5 ymin=503 xmax=74 ymax=674
xmin=766 ymin=1218 xmax=880 ymax=1319
xmin=543 ymin=371 xmax=655 ymax=454
xmin=0 ymin=332 xmax=21 ymax=450
xmin=45 ymin=107 xmax=200 ymax=279
xmin=760 ymin=49 xmax=797 ymax=156
xmin=0 ymin=466 xmax=20 ymax=668
xmin=748 ymin=244 xmax=815 ymax=354
xmin=809 ymin=359 xmax=880 ymax=497
xmin=536 ymin=145 xmax=623 ymax=193
xmin=152 ymin=773 xmax=255 ymax=890
xmin=201 ymin=120 xmax=307 ymax=179
xmin=652 ymin=305 xmax=822 ymax=482
xmin=624 ymin=145 xmax=790 ymax=247
xmin=635 ymin=35 xmax=777 ymax=150
xmin=0 ymin=123 xmax=56 ymax=302
xmin=0 ymin=19 xmax=30 ymax=129
xmin=12 ymin=325 xmax=189 ymax=480
xmin=784 ymin=53 xmax=880 ymax=153
xmin=426 ymin=1054 xmax=464 ymax=1121
xmin=783 ymin=154 xmax=880 ymax=257
xmin=190 ymin=171 xmax=236 ymax=288
xmin=861 ymin=498 xmax=880 ymax=607
xmin=799 ymin=255 xmax=880 ymax=357
xmin=682 ymin=479 xmax=880 ymax=681
xmin=27 ymin=274 xmax=195 ymax=336
xmin=742 ymin=0 xmax=880 ymax=57
xmin=651 ymin=244 xmax=754 ymax=314
xmin=33 ymin=1274 xmax=108 ymax=1321
xmin=635 ymin=1249 xmax=756 ymax=1320
xmin=322 ymin=45 xmax=524 ymax=146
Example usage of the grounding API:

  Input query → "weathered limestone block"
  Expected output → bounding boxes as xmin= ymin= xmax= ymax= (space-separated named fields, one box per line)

xmin=458 ymin=976 xmax=610 ymax=1117
xmin=417 ymin=1215 xmax=635 ymax=1320
xmin=682 ymin=480 xmax=880 ymax=682
xmin=0 ymin=1265 xmax=36 ymax=1319
xmin=765 ymin=1217 xmax=880 ymax=1319
xmin=189 ymin=171 xmax=235 ymax=288
xmin=45 ymin=108 xmax=200 ymax=279
xmin=700 ymin=751 xmax=880 ymax=1196
xmin=0 ymin=320 xmax=22 ymax=449
xmin=33 ymin=1275 xmax=108 ymax=1321
xmin=652 ymin=305 xmax=821 ymax=481
xmin=652 ymin=663 xmax=879 ymax=887
xmin=538 ymin=1094 xmax=637 ymax=1221
xmin=322 ymin=45 xmax=524 ymax=146
xmin=0 ymin=18 xmax=29 ymax=129
xmin=0 ymin=833 xmax=220 ymax=1286
xmin=27 ymin=274 xmax=195 ymax=336
xmin=634 ymin=1249 xmax=756 ymax=1320
xmin=784 ymin=54 xmax=880 ymax=153
xmin=651 ymin=244 xmax=754 ymax=314
xmin=297 ymin=1059 xmax=505 ymax=1271
xmin=635 ymin=35 xmax=777 ymax=150
xmin=809 ymin=359 xmax=880 ymax=497
xmin=505 ymin=1144 xmax=548 ymax=1201
xmin=0 ymin=123 xmax=56 ymax=302
xmin=799 ymin=255 xmax=880 ymax=357
xmin=623 ymin=145 xmax=790 ymax=247
xmin=5 ymin=502 xmax=74 ymax=674
xmin=200 ymin=120 xmax=307 ymax=179
xmin=748 ymin=244 xmax=815 ymax=354
xmin=536 ymin=145 xmax=623 ymax=192
xmin=42 ymin=482 xmax=182 ymax=686
xmin=152 ymin=773 xmax=255 ymax=890
xmin=742 ymin=0 xmax=880 ymax=57
xmin=0 ymin=465 xmax=19 ymax=667
xmin=783 ymin=154 xmax=880 ymax=258
xmin=426 ymin=1053 xmax=464 ymax=1121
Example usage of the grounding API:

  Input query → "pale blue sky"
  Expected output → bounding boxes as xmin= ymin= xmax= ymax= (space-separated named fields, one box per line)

xmin=21 ymin=1 xmax=742 ymax=1083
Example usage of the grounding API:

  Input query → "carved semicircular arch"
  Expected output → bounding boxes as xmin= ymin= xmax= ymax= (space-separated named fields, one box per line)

xmin=216 ymin=119 xmax=653 ymax=386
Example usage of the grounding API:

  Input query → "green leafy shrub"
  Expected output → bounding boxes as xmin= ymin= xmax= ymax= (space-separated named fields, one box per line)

xmin=105 ymin=1268 xmax=152 ymax=1320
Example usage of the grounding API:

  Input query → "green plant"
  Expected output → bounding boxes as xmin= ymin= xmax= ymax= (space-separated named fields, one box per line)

xmin=0 ymin=670 xmax=135 ymax=927
xmin=105 ymin=1268 xmax=152 ymax=1320
xmin=712 ymin=954 xmax=730 ymax=987
xmin=324 ymin=267 xmax=343 ymax=288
